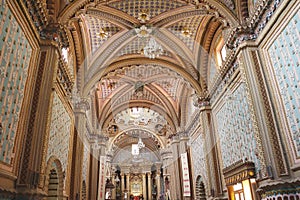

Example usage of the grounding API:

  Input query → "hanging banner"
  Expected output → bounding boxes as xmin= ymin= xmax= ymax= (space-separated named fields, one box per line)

xmin=97 ymin=156 xmax=106 ymax=200
xmin=181 ymin=152 xmax=191 ymax=196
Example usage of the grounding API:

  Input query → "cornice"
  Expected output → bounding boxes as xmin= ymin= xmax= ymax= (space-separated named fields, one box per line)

xmin=16 ymin=0 xmax=71 ymax=48
xmin=226 ymin=0 xmax=284 ymax=50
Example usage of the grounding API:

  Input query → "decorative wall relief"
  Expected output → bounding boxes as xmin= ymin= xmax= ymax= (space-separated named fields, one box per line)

xmin=268 ymin=10 xmax=300 ymax=159
xmin=191 ymin=133 xmax=208 ymax=186
xmin=0 ymin=3 xmax=32 ymax=164
xmin=215 ymin=83 xmax=261 ymax=171
xmin=47 ymin=91 xmax=71 ymax=188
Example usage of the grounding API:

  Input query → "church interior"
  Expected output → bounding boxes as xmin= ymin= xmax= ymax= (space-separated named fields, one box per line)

xmin=0 ymin=0 xmax=299 ymax=199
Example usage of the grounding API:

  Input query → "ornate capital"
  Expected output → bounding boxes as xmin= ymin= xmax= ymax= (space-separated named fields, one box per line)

xmin=193 ymin=90 xmax=210 ymax=108
xmin=74 ymin=98 xmax=90 ymax=112
xmin=40 ymin=24 xmax=69 ymax=48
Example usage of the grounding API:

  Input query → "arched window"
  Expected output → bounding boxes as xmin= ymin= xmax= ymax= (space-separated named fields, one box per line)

xmin=215 ymin=37 xmax=226 ymax=68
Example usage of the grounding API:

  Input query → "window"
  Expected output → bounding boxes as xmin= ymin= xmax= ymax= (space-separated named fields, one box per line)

xmin=215 ymin=37 xmax=226 ymax=68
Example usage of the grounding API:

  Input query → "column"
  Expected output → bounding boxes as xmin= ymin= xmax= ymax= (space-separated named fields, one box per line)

xmin=111 ymin=175 xmax=116 ymax=200
xmin=142 ymin=173 xmax=147 ymax=199
xmin=147 ymin=172 xmax=152 ymax=200
xmin=71 ymin=100 xmax=89 ymax=199
xmin=156 ymin=173 xmax=161 ymax=199
xmin=200 ymin=106 xmax=222 ymax=197
xmin=126 ymin=173 xmax=130 ymax=195
xmin=170 ymin=136 xmax=181 ymax=199
xmin=121 ymin=173 xmax=125 ymax=195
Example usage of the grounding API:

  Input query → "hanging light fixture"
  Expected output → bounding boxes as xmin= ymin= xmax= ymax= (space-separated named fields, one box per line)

xmin=135 ymin=25 xmax=163 ymax=59
xmin=143 ymin=37 xmax=163 ymax=59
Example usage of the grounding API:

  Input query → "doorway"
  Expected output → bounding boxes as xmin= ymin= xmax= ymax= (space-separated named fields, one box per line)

xmin=196 ymin=176 xmax=206 ymax=200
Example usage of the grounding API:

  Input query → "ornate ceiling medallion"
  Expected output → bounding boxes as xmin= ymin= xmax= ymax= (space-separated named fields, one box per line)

xmin=138 ymin=9 xmax=150 ymax=23
xmin=96 ymin=28 xmax=109 ymax=39
xmin=135 ymin=25 xmax=152 ymax=38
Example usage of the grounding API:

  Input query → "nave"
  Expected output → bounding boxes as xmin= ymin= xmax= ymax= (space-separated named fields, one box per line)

xmin=0 ymin=0 xmax=299 ymax=199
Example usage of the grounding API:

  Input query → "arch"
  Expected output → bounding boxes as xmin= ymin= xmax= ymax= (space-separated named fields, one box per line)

xmin=81 ymin=180 xmax=87 ymax=200
xmin=108 ymin=128 xmax=166 ymax=152
xmin=83 ymin=57 xmax=203 ymax=97
xmin=44 ymin=156 xmax=64 ymax=200
xmin=195 ymin=175 xmax=206 ymax=200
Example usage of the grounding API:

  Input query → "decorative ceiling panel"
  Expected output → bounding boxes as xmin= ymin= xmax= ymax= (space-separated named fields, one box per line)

xmin=114 ymin=107 xmax=167 ymax=131
xmin=98 ymin=78 xmax=125 ymax=99
xmin=155 ymin=78 xmax=182 ymax=100
xmin=108 ymin=0 xmax=186 ymax=20
xmin=84 ymin=15 xmax=122 ymax=53
xmin=117 ymin=37 xmax=172 ymax=57
xmin=102 ymin=64 xmax=192 ymax=102
xmin=112 ymin=88 xmax=163 ymax=106
xmin=167 ymin=15 xmax=204 ymax=51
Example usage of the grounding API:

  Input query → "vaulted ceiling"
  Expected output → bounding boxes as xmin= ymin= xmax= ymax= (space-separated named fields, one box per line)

xmin=53 ymin=0 xmax=241 ymax=162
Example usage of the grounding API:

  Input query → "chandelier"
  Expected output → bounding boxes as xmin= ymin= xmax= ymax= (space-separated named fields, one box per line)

xmin=135 ymin=25 xmax=163 ymax=59
xmin=143 ymin=37 xmax=163 ymax=59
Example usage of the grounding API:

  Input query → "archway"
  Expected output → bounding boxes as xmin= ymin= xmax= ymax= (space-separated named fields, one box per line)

xmin=44 ymin=156 xmax=64 ymax=200
xmin=47 ymin=168 xmax=59 ymax=199
xmin=196 ymin=176 xmax=206 ymax=200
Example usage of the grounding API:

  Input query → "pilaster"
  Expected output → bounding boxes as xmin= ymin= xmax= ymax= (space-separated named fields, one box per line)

xmin=17 ymin=45 xmax=59 ymax=198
